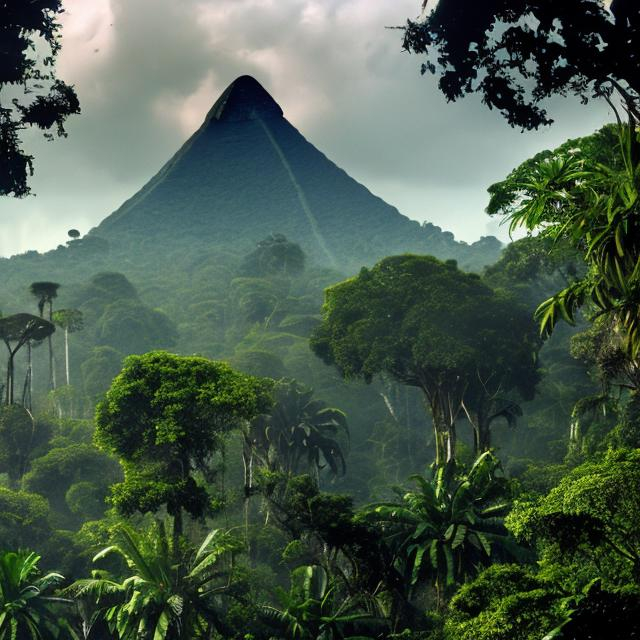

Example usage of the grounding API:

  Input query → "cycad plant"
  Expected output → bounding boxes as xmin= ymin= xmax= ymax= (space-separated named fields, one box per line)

xmin=69 ymin=523 xmax=243 ymax=639
xmin=0 ymin=550 xmax=68 ymax=640
xmin=362 ymin=452 xmax=515 ymax=609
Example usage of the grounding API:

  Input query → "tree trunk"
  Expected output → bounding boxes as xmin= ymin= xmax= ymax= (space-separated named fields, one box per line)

xmin=48 ymin=300 xmax=56 ymax=390
xmin=5 ymin=349 xmax=12 ymax=405
xmin=172 ymin=507 xmax=183 ymax=561
xmin=22 ymin=341 xmax=32 ymax=410
xmin=64 ymin=327 xmax=70 ymax=386
xmin=242 ymin=441 xmax=253 ymax=556
xmin=7 ymin=351 xmax=15 ymax=404
xmin=478 ymin=415 xmax=491 ymax=452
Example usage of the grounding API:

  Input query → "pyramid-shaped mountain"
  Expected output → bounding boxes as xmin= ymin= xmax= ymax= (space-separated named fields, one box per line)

xmin=94 ymin=76 xmax=499 ymax=271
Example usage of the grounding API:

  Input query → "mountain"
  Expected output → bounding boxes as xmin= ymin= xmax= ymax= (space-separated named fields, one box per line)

xmin=92 ymin=75 xmax=500 ymax=272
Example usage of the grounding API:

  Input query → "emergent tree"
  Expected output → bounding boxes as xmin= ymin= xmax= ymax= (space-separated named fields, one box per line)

xmin=311 ymin=255 xmax=539 ymax=465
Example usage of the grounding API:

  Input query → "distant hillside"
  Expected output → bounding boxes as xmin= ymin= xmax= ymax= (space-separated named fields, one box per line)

xmin=91 ymin=75 xmax=501 ymax=273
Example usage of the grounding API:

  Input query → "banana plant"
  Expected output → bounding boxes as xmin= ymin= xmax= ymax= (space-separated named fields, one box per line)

xmin=0 ymin=550 xmax=69 ymax=640
xmin=362 ymin=452 xmax=515 ymax=609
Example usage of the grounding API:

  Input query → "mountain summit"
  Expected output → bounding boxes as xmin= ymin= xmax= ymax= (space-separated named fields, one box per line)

xmin=94 ymin=76 xmax=499 ymax=271
xmin=208 ymin=75 xmax=283 ymax=122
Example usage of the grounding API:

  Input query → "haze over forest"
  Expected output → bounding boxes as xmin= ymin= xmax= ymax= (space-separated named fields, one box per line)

xmin=0 ymin=2 xmax=639 ymax=639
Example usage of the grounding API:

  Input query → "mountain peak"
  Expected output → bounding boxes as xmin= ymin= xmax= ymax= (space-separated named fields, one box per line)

xmin=207 ymin=75 xmax=283 ymax=123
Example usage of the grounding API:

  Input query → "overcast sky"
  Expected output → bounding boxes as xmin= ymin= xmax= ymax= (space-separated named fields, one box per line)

xmin=0 ymin=0 xmax=614 ymax=257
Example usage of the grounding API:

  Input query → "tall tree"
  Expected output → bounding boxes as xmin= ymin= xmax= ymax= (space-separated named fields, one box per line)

xmin=0 ymin=405 xmax=50 ymax=486
xmin=94 ymin=351 xmax=272 ymax=547
xmin=0 ymin=314 xmax=54 ymax=405
xmin=1 ymin=1 xmax=80 ymax=196
xmin=29 ymin=281 xmax=60 ymax=390
xmin=52 ymin=308 xmax=83 ymax=386
xmin=403 ymin=1 xmax=640 ymax=129
xmin=311 ymin=255 xmax=539 ymax=465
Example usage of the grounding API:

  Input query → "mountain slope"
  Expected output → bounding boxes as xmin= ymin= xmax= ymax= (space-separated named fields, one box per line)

xmin=93 ymin=75 xmax=499 ymax=271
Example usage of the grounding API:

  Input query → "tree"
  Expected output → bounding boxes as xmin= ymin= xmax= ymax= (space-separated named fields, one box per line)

xmin=0 ymin=550 xmax=68 ymax=640
xmin=1 ymin=2 xmax=80 ymax=197
xmin=0 ymin=405 xmax=50 ymax=485
xmin=241 ymin=233 xmax=306 ymax=277
xmin=70 ymin=523 xmax=243 ymax=640
xmin=487 ymin=122 xmax=640 ymax=357
xmin=52 ymin=308 xmax=83 ymax=386
xmin=23 ymin=443 xmax=120 ymax=529
xmin=248 ymin=378 xmax=348 ymax=480
xmin=0 ymin=487 xmax=51 ymax=551
xmin=80 ymin=346 xmax=123 ymax=405
xmin=444 ymin=564 xmax=562 ymax=640
xmin=0 ymin=313 xmax=54 ymax=404
xmin=506 ymin=448 xmax=640 ymax=585
xmin=403 ymin=1 xmax=640 ymax=130
xmin=94 ymin=351 xmax=272 ymax=545
xmin=95 ymin=299 xmax=177 ymax=355
xmin=362 ymin=453 xmax=514 ymax=610
xmin=311 ymin=255 xmax=539 ymax=465
xmin=483 ymin=236 xmax=581 ymax=307
xmin=30 ymin=281 xmax=60 ymax=390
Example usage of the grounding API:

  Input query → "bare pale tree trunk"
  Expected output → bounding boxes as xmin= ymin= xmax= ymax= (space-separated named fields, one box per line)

xmin=47 ymin=299 xmax=56 ymax=391
xmin=64 ymin=327 xmax=70 ymax=386
xmin=22 ymin=341 xmax=32 ymax=410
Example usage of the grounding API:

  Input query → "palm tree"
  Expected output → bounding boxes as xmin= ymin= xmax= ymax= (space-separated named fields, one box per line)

xmin=69 ymin=523 xmax=243 ymax=640
xmin=261 ymin=565 xmax=383 ymax=640
xmin=0 ymin=314 xmax=54 ymax=405
xmin=0 ymin=550 xmax=69 ymax=639
xmin=248 ymin=378 xmax=348 ymax=481
xmin=29 ymin=282 xmax=60 ymax=390
xmin=52 ymin=309 xmax=83 ymax=386
xmin=362 ymin=452 xmax=515 ymax=610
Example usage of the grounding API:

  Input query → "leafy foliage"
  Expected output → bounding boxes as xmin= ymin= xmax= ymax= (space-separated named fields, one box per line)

xmin=507 ymin=449 xmax=640 ymax=586
xmin=403 ymin=1 xmax=640 ymax=129
xmin=0 ymin=550 xmax=68 ymax=640
xmin=241 ymin=233 xmax=306 ymax=277
xmin=95 ymin=352 xmax=273 ymax=524
xmin=261 ymin=564 xmax=384 ymax=640
xmin=70 ymin=523 xmax=243 ymax=640
xmin=444 ymin=564 xmax=561 ymax=640
xmin=249 ymin=378 xmax=348 ymax=478
xmin=311 ymin=255 xmax=540 ymax=463
xmin=0 ymin=2 xmax=80 ymax=196
xmin=488 ymin=122 xmax=640 ymax=357
xmin=363 ymin=453 xmax=515 ymax=607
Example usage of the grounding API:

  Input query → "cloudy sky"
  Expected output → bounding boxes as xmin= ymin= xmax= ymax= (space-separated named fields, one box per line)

xmin=0 ymin=0 xmax=613 ymax=257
